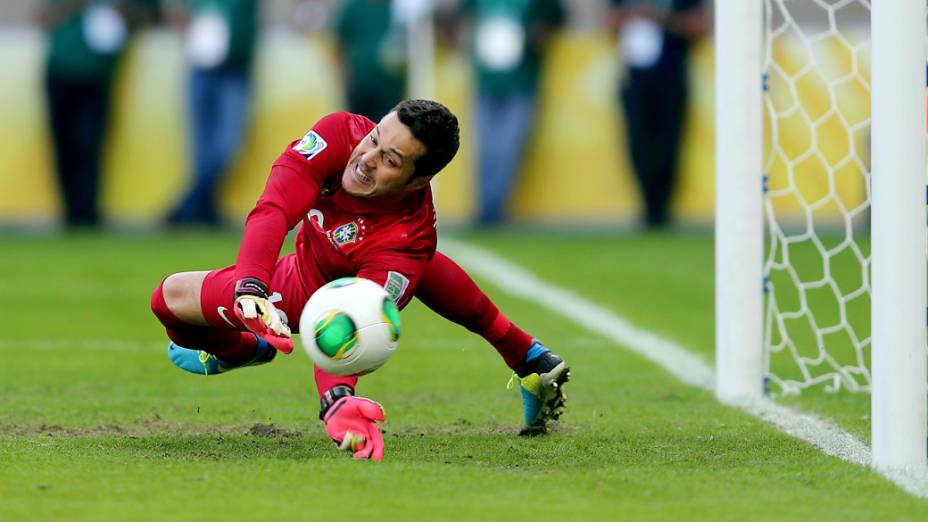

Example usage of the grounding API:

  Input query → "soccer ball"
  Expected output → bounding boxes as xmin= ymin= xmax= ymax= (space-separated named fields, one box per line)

xmin=299 ymin=277 xmax=401 ymax=376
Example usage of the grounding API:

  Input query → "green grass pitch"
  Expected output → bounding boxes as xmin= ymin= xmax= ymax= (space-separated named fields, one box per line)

xmin=1 ymin=230 xmax=925 ymax=520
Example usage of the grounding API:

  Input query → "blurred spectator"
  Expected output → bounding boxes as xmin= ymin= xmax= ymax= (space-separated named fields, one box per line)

xmin=608 ymin=0 xmax=709 ymax=228
xmin=333 ymin=0 xmax=407 ymax=121
xmin=459 ymin=0 xmax=565 ymax=227
xmin=40 ymin=0 xmax=158 ymax=227
xmin=167 ymin=0 xmax=258 ymax=227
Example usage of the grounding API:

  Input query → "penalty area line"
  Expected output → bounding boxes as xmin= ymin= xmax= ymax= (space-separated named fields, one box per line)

xmin=440 ymin=238 xmax=928 ymax=499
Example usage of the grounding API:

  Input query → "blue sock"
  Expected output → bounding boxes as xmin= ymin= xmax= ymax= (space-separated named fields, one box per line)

xmin=253 ymin=335 xmax=270 ymax=356
xmin=523 ymin=341 xmax=548 ymax=363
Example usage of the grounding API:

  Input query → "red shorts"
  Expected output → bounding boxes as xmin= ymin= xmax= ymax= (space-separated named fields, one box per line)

xmin=200 ymin=254 xmax=318 ymax=334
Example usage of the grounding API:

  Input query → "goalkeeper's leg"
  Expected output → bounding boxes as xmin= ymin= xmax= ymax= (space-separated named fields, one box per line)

xmin=416 ymin=251 xmax=570 ymax=433
xmin=416 ymin=252 xmax=533 ymax=367
xmin=151 ymin=273 xmax=275 ymax=374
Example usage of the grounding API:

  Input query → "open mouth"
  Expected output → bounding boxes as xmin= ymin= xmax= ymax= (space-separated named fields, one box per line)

xmin=354 ymin=162 xmax=374 ymax=187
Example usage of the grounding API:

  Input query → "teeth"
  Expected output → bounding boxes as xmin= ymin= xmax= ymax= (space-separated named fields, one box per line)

xmin=356 ymin=164 xmax=372 ymax=184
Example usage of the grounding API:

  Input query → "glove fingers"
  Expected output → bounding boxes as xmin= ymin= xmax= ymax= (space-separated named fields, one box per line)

xmin=238 ymin=314 xmax=264 ymax=333
xmin=262 ymin=303 xmax=292 ymax=338
xmin=355 ymin=398 xmax=386 ymax=422
xmin=353 ymin=439 xmax=374 ymax=460
xmin=234 ymin=306 xmax=294 ymax=354
xmin=339 ymin=430 xmax=367 ymax=453
xmin=267 ymin=314 xmax=290 ymax=337
xmin=234 ymin=304 xmax=267 ymax=334
xmin=263 ymin=305 xmax=279 ymax=329
xmin=239 ymin=298 xmax=259 ymax=319
xmin=340 ymin=430 xmax=376 ymax=460
xmin=268 ymin=319 xmax=291 ymax=338
xmin=367 ymin=424 xmax=384 ymax=461
xmin=352 ymin=426 xmax=381 ymax=460
xmin=261 ymin=333 xmax=294 ymax=354
xmin=324 ymin=397 xmax=384 ymax=461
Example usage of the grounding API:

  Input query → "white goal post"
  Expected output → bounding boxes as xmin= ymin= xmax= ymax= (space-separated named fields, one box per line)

xmin=870 ymin=0 xmax=926 ymax=473
xmin=714 ymin=0 xmax=764 ymax=407
xmin=715 ymin=0 xmax=927 ymax=473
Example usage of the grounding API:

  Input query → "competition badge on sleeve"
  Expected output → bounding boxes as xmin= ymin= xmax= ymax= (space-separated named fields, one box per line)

xmin=384 ymin=271 xmax=410 ymax=304
xmin=294 ymin=130 xmax=328 ymax=160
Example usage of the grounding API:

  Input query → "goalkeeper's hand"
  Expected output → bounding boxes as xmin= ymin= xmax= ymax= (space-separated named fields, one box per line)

xmin=233 ymin=277 xmax=294 ymax=354
xmin=322 ymin=389 xmax=386 ymax=461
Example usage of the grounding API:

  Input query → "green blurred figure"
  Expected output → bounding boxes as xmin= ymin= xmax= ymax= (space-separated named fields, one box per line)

xmin=334 ymin=0 xmax=407 ymax=121
xmin=39 ymin=0 xmax=158 ymax=227
xmin=167 ymin=0 xmax=259 ymax=226
xmin=459 ymin=0 xmax=565 ymax=226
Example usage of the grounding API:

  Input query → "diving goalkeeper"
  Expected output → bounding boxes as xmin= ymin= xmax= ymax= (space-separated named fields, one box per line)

xmin=150 ymin=100 xmax=570 ymax=460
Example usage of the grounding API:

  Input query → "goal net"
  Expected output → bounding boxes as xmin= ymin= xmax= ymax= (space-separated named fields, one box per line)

xmin=762 ymin=0 xmax=874 ymax=395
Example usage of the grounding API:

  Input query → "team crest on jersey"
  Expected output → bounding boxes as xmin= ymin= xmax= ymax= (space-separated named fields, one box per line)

xmin=384 ymin=271 xmax=409 ymax=304
xmin=332 ymin=221 xmax=360 ymax=246
xmin=293 ymin=130 xmax=327 ymax=160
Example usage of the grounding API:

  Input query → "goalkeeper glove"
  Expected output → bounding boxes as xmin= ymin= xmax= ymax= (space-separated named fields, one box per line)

xmin=233 ymin=277 xmax=294 ymax=354
xmin=321 ymin=385 xmax=386 ymax=461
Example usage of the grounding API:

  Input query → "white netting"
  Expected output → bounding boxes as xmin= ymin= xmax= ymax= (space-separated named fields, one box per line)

xmin=763 ymin=0 xmax=873 ymax=395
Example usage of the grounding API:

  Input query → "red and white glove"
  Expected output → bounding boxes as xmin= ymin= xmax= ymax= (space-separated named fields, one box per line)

xmin=233 ymin=277 xmax=294 ymax=354
xmin=321 ymin=387 xmax=386 ymax=461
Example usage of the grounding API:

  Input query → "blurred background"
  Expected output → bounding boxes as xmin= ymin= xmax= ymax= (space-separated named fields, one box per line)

xmin=0 ymin=1 xmax=860 ymax=231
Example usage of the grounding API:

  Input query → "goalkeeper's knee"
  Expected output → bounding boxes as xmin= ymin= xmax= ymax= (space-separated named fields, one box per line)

xmin=151 ymin=277 xmax=184 ymax=328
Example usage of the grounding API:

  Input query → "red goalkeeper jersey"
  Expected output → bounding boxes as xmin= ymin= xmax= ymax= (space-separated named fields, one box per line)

xmin=233 ymin=112 xmax=437 ymax=309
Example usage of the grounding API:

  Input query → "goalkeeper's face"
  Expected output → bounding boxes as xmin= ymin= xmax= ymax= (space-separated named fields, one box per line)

xmin=342 ymin=111 xmax=429 ymax=198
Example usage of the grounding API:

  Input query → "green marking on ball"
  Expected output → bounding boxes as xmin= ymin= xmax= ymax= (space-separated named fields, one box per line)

xmin=382 ymin=298 xmax=401 ymax=342
xmin=314 ymin=311 xmax=358 ymax=359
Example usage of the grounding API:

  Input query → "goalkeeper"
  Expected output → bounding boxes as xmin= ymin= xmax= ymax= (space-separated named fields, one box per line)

xmin=149 ymin=100 xmax=570 ymax=460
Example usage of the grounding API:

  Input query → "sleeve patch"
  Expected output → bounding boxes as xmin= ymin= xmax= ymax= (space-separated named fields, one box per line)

xmin=384 ymin=271 xmax=410 ymax=304
xmin=293 ymin=130 xmax=328 ymax=160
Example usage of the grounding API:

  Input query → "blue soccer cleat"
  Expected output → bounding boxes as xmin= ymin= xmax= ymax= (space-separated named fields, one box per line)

xmin=167 ymin=335 xmax=277 ymax=376
xmin=513 ymin=341 xmax=570 ymax=436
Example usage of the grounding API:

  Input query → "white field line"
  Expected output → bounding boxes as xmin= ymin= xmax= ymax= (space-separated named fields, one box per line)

xmin=440 ymin=238 xmax=928 ymax=499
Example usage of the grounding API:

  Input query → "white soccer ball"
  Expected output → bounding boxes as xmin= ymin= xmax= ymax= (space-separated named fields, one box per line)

xmin=299 ymin=277 xmax=401 ymax=376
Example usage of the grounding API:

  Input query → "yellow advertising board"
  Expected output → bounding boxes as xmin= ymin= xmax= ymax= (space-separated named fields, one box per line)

xmin=0 ymin=28 xmax=868 ymax=227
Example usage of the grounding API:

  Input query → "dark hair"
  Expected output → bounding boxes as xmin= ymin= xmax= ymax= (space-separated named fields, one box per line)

xmin=391 ymin=99 xmax=460 ymax=179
